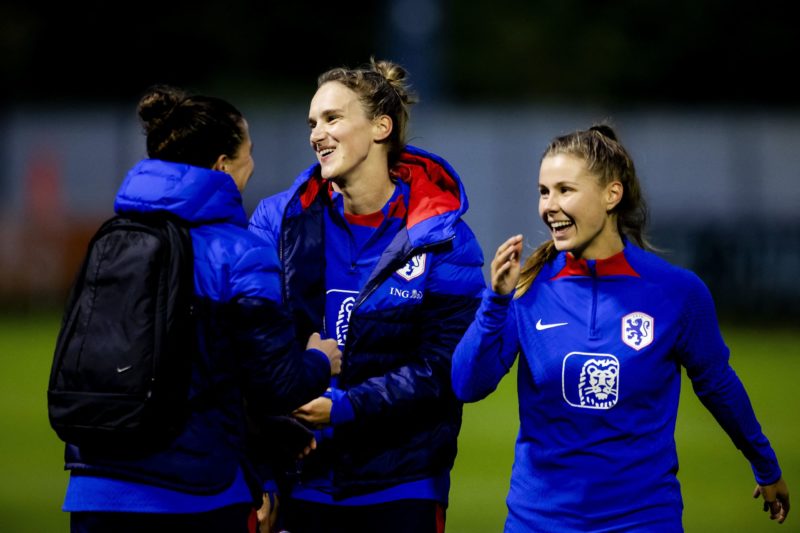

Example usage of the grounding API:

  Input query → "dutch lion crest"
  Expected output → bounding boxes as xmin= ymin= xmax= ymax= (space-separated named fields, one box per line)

xmin=622 ymin=311 xmax=654 ymax=351
xmin=396 ymin=253 xmax=427 ymax=281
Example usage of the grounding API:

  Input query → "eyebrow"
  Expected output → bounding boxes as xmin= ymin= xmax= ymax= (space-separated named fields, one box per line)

xmin=309 ymin=107 xmax=344 ymax=122
xmin=538 ymin=180 xmax=577 ymax=191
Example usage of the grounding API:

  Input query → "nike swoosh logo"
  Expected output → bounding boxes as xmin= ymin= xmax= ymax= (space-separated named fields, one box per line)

xmin=536 ymin=319 xmax=568 ymax=331
xmin=116 ymin=365 xmax=133 ymax=373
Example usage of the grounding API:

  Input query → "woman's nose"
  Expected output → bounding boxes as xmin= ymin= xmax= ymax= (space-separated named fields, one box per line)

xmin=541 ymin=194 xmax=558 ymax=213
xmin=310 ymin=124 xmax=324 ymax=144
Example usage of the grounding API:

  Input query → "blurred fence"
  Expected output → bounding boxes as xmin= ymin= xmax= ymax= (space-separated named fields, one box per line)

xmin=1 ymin=103 xmax=798 ymax=320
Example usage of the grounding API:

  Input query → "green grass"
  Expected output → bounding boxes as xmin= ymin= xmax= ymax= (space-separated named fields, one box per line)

xmin=1 ymin=315 xmax=796 ymax=532
xmin=0 ymin=313 xmax=69 ymax=532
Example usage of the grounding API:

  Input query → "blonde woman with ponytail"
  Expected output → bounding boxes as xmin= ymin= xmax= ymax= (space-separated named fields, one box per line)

xmin=452 ymin=124 xmax=789 ymax=532
xmin=249 ymin=58 xmax=485 ymax=532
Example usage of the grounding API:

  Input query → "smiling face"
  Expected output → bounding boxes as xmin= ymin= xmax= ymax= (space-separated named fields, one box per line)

xmin=538 ymin=153 xmax=624 ymax=260
xmin=307 ymin=81 xmax=390 ymax=182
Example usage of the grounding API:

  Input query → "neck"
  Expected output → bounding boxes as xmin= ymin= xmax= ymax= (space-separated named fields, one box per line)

xmin=333 ymin=176 xmax=394 ymax=215
xmin=332 ymin=157 xmax=394 ymax=215
xmin=571 ymin=224 xmax=625 ymax=261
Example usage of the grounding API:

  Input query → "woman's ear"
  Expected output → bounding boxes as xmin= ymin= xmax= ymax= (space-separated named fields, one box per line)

xmin=606 ymin=181 xmax=623 ymax=211
xmin=212 ymin=154 xmax=228 ymax=173
xmin=373 ymin=115 xmax=393 ymax=143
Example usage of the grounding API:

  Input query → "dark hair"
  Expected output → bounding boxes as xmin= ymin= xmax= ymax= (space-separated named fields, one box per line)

xmin=317 ymin=57 xmax=417 ymax=166
xmin=517 ymin=124 xmax=652 ymax=296
xmin=137 ymin=85 xmax=246 ymax=169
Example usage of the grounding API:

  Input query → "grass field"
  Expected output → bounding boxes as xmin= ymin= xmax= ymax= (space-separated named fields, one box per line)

xmin=0 ymin=313 xmax=796 ymax=532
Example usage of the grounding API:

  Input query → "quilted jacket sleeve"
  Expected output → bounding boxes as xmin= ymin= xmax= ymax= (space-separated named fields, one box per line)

xmin=228 ymin=244 xmax=331 ymax=416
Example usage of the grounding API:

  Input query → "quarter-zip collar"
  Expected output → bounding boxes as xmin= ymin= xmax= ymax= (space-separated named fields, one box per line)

xmin=551 ymin=247 xmax=640 ymax=280
xmin=545 ymin=243 xmax=640 ymax=341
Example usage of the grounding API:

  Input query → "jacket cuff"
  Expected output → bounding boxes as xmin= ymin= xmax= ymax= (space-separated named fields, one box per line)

xmin=485 ymin=287 xmax=515 ymax=303
xmin=307 ymin=348 xmax=333 ymax=369
xmin=752 ymin=463 xmax=782 ymax=486
xmin=329 ymin=387 xmax=355 ymax=425
xmin=477 ymin=287 xmax=514 ymax=331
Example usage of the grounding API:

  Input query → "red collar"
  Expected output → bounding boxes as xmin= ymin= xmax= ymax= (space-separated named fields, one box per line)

xmin=298 ymin=151 xmax=461 ymax=227
xmin=551 ymin=250 xmax=639 ymax=279
xmin=343 ymin=193 xmax=407 ymax=228
xmin=391 ymin=152 xmax=460 ymax=228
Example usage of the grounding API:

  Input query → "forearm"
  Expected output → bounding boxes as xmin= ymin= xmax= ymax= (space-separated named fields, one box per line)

xmin=234 ymin=297 xmax=331 ymax=415
xmin=452 ymin=288 xmax=519 ymax=402
xmin=692 ymin=366 xmax=781 ymax=484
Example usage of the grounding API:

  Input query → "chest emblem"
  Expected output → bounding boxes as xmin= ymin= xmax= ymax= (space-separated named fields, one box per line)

xmin=335 ymin=296 xmax=356 ymax=346
xmin=622 ymin=311 xmax=654 ymax=351
xmin=562 ymin=352 xmax=619 ymax=409
xmin=326 ymin=289 xmax=358 ymax=348
xmin=395 ymin=253 xmax=427 ymax=281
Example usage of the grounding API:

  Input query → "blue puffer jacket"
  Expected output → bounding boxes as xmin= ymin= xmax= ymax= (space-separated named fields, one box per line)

xmin=63 ymin=159 xmax=331 ymax=502
xmin=248 ymin=146 xmax=486 ymax=498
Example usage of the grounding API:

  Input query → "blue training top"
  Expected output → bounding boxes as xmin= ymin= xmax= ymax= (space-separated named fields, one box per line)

xmin=452 ymin=243 xmax=781 ymax=532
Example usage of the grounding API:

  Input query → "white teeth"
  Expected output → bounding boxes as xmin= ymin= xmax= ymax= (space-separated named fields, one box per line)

xmin=550 ymin=221 xmax=572 ymax=229
xmin=320 ymin=148 xmax=334 ymax=157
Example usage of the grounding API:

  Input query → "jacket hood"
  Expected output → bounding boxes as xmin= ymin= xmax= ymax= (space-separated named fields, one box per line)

xmin=286 ymin=145 xmax=469 ymax=247
xmin=114 ymin=159 xmax=248 ymax=227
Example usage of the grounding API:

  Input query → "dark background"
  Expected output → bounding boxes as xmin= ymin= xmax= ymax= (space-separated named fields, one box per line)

xmin=3 ymin=1 xmax=798 ymax=108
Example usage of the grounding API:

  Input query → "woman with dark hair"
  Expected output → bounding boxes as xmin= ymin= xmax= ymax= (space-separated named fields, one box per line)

xmin=249 ymin=58 xmax=486 ymax=533
xmin=452 ymin=124 xmax=789 ymax=531
xmin=61 ymin=85 xmax=341 ymax=533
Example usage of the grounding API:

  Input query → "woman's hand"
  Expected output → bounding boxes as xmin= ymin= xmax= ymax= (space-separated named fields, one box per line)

xmin=306 ymin=332 xmax=342 ymax=375
xmin=292 ymin=396 xmax=332 ymax=427
xmin=256 ymin=492 xmax=279 ymax=533
xmin=753 ymin=476 xmax=790 ymax=524
xmin=491 ymin=234 xmax=523 ymax=295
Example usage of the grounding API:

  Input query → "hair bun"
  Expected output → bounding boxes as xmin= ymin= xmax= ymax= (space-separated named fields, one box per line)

xmin=589 ymin=124 xmax=618 ymax=142
xmin=369 ymin=57 xmax=418 ymax=105
xmin=371 ymin=58 xmax=407 ymax=85
xmin=137 ymin=85 xmax=187 ymax=135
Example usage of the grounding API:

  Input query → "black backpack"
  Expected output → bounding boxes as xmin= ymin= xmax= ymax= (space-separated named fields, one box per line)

xmin=47 ymin=212 xmax=196 ymax=452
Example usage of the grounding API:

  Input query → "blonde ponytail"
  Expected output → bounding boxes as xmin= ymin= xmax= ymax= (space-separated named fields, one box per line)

xmin=516 ymin=241 xmax=557 ymax=297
